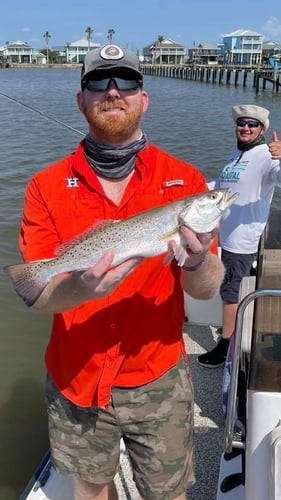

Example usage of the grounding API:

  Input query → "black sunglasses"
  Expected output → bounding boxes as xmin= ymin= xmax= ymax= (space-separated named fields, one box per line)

xmin=236 ymin=118 xmax=262 ymax=128
xmin=83 ymin=77 xmax=142 ymax=92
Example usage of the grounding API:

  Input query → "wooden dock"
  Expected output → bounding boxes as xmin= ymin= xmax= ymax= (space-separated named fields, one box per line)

xmin=141 ymin=64 xmax=281 ymax=94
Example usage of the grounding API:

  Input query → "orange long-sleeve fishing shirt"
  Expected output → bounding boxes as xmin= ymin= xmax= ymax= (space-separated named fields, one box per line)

xmin=20 ymin=141 xmax=218 ymax=407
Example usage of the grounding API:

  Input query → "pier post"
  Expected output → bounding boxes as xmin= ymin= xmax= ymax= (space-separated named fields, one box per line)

xmin=273 ymin=61 xmax=279 ymax=94
xmin=226 ymin=70 xmax=231 ymax=84
xmin=255 ymin=72 xmax=260 ymax=93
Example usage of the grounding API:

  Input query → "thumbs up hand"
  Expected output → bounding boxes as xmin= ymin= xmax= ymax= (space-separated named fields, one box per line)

xmin=269 ymin=131 xmax=281 ymax=160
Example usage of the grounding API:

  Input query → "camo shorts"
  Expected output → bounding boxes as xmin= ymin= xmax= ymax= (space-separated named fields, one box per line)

xmin=45 ymin=356 xmax=195 ymax=500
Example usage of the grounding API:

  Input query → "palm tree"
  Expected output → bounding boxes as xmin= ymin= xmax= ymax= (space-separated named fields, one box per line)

xmin=43 ymin=31 xmax=51 ymax=65
xmin=107 ymin=29 xmax=115 ymax=44
xmin=197 ymin=43 xmax=203 ymax=65
xmin=157 ymin=35 xmax=164 ymax=64
xmin=224 ymin=49 xmax=231 ymax=67
xmin=261 ymin=47 xmax=271 ymax=66
xmin=85 ymin=26 xmax=94 ymax=51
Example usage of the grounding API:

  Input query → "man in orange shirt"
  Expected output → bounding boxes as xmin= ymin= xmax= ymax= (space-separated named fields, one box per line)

xmin=18 ymin=44 xmax=224 ymax=500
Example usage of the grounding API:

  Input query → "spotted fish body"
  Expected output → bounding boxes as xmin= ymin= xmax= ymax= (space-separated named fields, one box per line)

xmin=4 ymin=188 xmax=238 ymax=307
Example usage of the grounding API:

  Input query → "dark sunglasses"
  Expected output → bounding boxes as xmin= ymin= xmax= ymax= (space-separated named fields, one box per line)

xmin=236 ymin=118 xmax=262 ymax=128
xmin=83 ymin=77 xmax=142 ymax=92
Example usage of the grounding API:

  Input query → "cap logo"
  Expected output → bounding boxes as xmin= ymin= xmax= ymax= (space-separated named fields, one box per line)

xmin=100 ymin=44 xmax=124 ymax=60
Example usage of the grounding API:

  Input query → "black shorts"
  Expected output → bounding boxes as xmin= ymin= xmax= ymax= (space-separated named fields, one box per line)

xmin=220 ymin=249 xmax=257 ymax=303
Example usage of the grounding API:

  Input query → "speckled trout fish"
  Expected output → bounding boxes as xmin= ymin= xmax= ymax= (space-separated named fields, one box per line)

xmin=4 ymin=188 xmax=238 ymax=307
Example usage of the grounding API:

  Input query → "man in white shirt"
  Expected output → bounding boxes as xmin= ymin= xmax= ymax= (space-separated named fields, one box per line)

xmin=198 ymin=104 xmax=281 ymax=368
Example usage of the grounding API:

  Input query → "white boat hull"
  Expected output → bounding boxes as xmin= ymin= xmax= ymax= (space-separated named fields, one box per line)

xmin=245 ymin=391 xmax=281 ymax=500
xmin=217 ymin=453 xmax=244 ymax=500
xmin=19 ymin=452 xmax=73 ymax=500
xmin=217 ymin=391 xmax=281 ymax=500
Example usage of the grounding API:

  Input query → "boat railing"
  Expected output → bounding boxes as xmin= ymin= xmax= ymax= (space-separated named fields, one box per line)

xmin=224 ymin=288 xmax=281 ymax=454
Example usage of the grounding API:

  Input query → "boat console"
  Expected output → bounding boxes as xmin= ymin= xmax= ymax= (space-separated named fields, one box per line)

xmin=217 ymin=231 xmax=281 ymax=500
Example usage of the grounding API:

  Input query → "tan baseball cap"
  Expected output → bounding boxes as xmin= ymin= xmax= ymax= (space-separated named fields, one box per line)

xmin=232 ymin=104 xmax=270 ymax=132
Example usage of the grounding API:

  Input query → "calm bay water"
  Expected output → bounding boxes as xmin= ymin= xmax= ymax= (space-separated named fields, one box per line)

xmin=0 ymin=67 xmax=281 ymax=498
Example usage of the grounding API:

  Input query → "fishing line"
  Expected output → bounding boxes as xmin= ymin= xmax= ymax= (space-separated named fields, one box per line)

xmin=1 ymin=90 xmax=134 ymax=499
xmin=0 ymin=90 xmax=85 ymax=137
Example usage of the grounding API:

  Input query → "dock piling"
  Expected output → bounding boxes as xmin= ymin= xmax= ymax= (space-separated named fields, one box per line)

xmin=141 ymin=64 xmax=280 ymax=94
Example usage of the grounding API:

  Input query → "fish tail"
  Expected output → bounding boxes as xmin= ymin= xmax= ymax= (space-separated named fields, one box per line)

xmin=4 ymin=262 xmax=48 ymax=307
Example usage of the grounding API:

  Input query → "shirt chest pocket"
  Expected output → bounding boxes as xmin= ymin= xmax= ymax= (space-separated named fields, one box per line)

xmin=49 ymin=196 xmax=106 ymax=243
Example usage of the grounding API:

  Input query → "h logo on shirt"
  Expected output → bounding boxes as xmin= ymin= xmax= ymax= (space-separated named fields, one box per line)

xmin=66 ymin=177 xmax=79 ymax=188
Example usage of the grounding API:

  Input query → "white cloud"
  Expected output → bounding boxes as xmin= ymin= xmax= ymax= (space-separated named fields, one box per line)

xmin=262 ymin=16 xmax=281 ymax=41
xmin=22 ymin=27 xmax=31 ymax=33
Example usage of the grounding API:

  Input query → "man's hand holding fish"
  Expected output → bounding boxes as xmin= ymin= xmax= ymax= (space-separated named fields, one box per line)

xmin=33 ymin=250 xmax=144 ymax=313
xmin=168 ymin=223 xmax=224 ymax=300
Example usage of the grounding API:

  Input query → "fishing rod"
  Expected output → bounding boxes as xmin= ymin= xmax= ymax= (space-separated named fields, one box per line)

xmin=0 ymin=90 xmax=85 ymax=137
xmin=1 ymin=82 xmax=136 ymax=500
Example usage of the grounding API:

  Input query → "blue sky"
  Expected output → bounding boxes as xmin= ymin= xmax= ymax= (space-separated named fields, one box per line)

xmin=1 ymin=0 xmax=281 ymax=52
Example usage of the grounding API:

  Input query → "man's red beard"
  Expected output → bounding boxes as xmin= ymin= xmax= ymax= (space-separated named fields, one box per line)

xmin=82 ymin=99 xmax=143 ymax=141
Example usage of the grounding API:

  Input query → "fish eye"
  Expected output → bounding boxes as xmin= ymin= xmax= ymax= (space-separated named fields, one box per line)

xmin=210 ymin=192 xmax=218 ymax=200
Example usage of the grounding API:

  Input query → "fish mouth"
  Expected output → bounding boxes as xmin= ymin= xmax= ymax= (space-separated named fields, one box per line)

xmin=223 ymin=188 xmax=239 ymax=206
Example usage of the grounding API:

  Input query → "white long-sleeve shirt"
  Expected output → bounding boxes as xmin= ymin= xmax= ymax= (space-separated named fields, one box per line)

xmin=208 ymin=144 xmax=281 ymax=254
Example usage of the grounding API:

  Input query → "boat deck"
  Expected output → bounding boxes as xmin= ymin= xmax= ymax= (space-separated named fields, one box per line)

xmin=114 ymin=323 xmax=226 ymax=500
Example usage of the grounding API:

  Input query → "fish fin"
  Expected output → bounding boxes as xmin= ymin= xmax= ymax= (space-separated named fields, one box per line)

xmin=172 ymin=245 xmax=187 ymax=267
xmin=163 ymin=251 xmax=174 ymax=266
xmin=164 ymin=239 xmax=187 ymax=267
xmin=3 ymin=263 xmax=48 ymax=307
xmin=159 ymin=228 xmax=179 ymax=241
xmin=55 ymin=219 xmax=118 ymax=255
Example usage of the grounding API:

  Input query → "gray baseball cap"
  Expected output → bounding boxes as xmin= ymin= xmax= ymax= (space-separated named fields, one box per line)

xmin=81 ymin=44 xmax=143 ymax=84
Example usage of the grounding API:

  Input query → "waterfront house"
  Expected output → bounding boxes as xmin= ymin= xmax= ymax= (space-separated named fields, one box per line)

xmin=222 ymin=29 xmax=263 ymax=66
xmin=1 ymin=40 xmax=33 ymax=63
xmin=65 ymin=38 xmax=100 ymax=64
xmin=262 ymin=39 xmax=281 ymax=62
xmin=51 ymin=46 xmax=67 ymax=64
xmin=143 ymin=38 xmax=185 ymax=64
xmin=187 ymin=43 xmax=221 ymax=65
xmin=32 ymin=51 xmax=47 ymax=64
